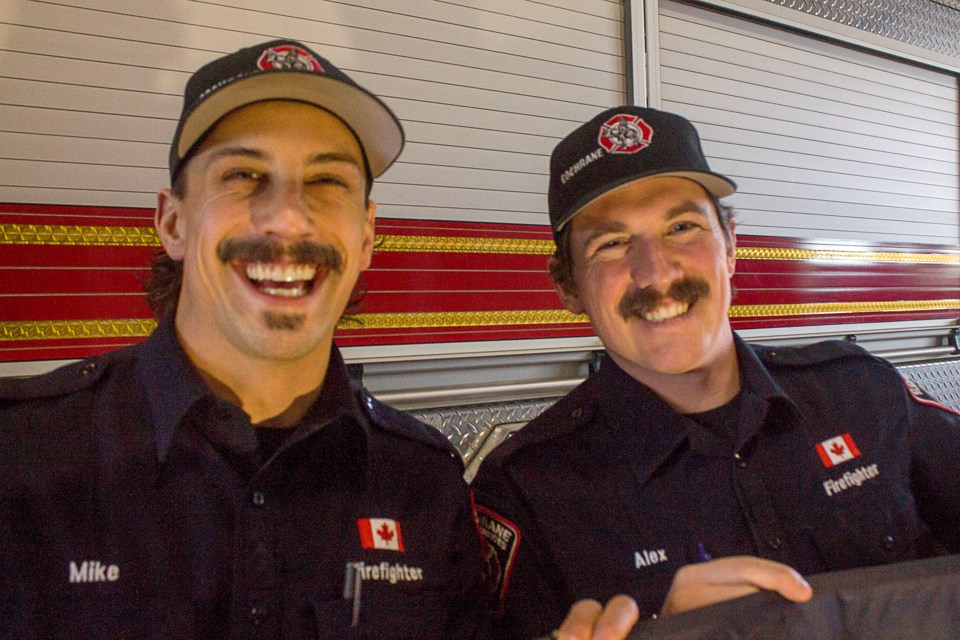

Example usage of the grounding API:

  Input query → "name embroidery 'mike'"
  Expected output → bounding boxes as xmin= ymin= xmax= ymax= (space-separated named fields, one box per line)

xmin=69 ymin=560 xmax=119 ymax=583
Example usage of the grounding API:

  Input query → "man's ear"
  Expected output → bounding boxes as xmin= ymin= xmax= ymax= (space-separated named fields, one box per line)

xmin=548 ymin=256 xmax=585 ymax=315
xmin=726 ymin=219 xmax=737 ymax=277
xmin=359 ymin=199 xmax=376 ymax=271
xmin=155 ymin=188 xmax=186 ymax=261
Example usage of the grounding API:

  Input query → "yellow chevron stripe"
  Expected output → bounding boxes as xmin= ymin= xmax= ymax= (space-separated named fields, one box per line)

xmin=4 ymin=299 xmax=960 ymax=341
xmin=728 ymin=299 xmax=960 ymax=318
xmin=3 ymin=223 xmax=959 ymax=264
xmin=0 ymin=319 xmax=159 ymax=341
xmin=377 ymin=234 xmax=555 ymax=255
xmin=735 ymin=246 xmax=960 ymax=264
xmin=0 ymin=223 xmax=160 ymax=247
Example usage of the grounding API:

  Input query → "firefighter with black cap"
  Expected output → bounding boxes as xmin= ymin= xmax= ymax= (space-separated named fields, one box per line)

xmin=0 ymin=39 xmax=487 ymax=639
xmin=472 ymin=105 xmax=960 ymax=639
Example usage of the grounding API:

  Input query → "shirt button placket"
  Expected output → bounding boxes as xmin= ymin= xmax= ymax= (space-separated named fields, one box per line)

xmin=239 ymin=487 xmax=279 ymax=638
xmin=733 ymin=447 xmax=791 ymax=564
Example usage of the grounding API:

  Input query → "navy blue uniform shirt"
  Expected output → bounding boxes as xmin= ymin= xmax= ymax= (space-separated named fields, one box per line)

xmin=471 ymin=335 xmax=960 ymax=639
xmin=0 ymin=318 xmax=486 ymax=639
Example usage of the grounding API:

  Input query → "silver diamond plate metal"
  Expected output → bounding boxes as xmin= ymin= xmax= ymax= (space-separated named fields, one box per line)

xmin=412 ymin=399 xmax=555 ymax=463
xmin=763 ymin=0 xmax=960 ymax=57
xmin=895 ymin=359 xmax=960 ymax=413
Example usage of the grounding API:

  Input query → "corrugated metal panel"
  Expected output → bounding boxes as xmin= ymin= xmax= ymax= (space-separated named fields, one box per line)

xmin=0 ymin=0 xmax=625 ymax=227
xmin=657 ymin=0 xmax=960 ymax=245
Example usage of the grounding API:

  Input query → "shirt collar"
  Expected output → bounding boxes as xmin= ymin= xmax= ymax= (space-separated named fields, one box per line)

xmin=136 ymin=316 xmax=368 ymax=463
xmin=136 ymin=316 xmax=212 ymax=463
xmin=591 ymin=332 xmax=799 ymax=484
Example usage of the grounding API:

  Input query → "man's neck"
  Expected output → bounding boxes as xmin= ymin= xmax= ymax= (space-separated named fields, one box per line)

xmin=616 ymin=346 xmax=741 ymax=414
xmin=175 ymin=330 xmax=332 ymax=425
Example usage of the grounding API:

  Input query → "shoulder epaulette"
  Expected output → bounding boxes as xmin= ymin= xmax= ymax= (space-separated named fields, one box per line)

xmin=359 ymin=389 xmax=457 ymax=455
xmin=0 ymin=352 xmax=116 ymax=403
xmin=483 ymin=378 xmax=597 ymax=465
xmin=751 ymin=339 xmax=875 ymax=368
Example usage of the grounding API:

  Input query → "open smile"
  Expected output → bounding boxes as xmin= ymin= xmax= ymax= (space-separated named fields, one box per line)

xmin=642 ymin=300 xmax=691 ymax=323
xmin=240 ymin=261 xmax=325 ymax=299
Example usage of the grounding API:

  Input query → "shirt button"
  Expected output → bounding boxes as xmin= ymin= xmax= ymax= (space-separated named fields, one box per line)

xmin=734 ymin=453 xmax=747 ymax=468
xmin=252 ymin=491 xmax=265 ymax=506
xmin=767 ymin=536 xmax=782 ymax=550
xmin=884 ymin=535 xmax=895 ymax=549
xmin=571 ymin=408 xmax=583 ymax=419
xmin=249 ymin=606 xmax=267 ymax=626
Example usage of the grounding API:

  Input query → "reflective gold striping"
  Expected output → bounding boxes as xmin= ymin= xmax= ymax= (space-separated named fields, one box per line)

xmin=3 ymin=223 xmax=960 ymax=264
xmin=0 ymin=223 xmax=160 ymax=247
xmin=735 ymin=246 xmax=960 ymax=264
xmin=0 ymin=312 xmax=587 ymax=341
xmin=377 ymin=234 xmax=556 ymax=255
xmin=1 ymin=319 xmax=158 ymax=341
xmin=344 ymin=309 xmax=588 ymax=329
xmin=728 ymin=300 xmax=960 ymax=318
xmin=5 ymin=300 xmax=960 ymax=341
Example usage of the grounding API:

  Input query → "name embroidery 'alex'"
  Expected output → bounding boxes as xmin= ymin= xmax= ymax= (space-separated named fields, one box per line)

xmin=634 ymin=549 xmax=667 ymax=569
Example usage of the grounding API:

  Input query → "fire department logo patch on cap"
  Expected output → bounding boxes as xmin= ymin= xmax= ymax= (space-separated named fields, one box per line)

xmin=816 ymin=433 xmax=861 ymax=468
xmin=474 ymin=505 xmax=520 ymax=609
xmin=598 ymin=113 xmax=653 ymax=154
xmin=257 ymin=44 xmax=323 ymax=72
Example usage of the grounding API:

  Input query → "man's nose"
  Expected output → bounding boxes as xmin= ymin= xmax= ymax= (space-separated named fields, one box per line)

xmin=252 ymin=180 xmax=315 ymax=238
xmin=628 ymin=239 xmax=682 ymax=290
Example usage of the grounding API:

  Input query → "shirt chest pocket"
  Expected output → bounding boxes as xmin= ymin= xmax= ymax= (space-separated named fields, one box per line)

xmin=6 ymin=591 xmax=199 ymax=639
xmin=811 ymin=477 xmax=930 ymax=569
xmin=312 ymin=593 xmax=447 ymax=640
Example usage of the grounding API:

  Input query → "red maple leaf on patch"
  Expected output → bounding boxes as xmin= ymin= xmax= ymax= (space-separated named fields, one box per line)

xmin=377 ymin=523 xmax=395 ymax=542
xmin=830 ymin=442 xmax=846 ymax=456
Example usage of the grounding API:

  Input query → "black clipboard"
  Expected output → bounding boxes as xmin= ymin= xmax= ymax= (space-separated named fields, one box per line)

xmin=627 ymin=554 xmax=960 ymax=640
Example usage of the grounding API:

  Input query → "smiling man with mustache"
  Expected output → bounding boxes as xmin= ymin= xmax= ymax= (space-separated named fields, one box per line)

xmin=471 ymin=106 xmax=960 ymax=640
xmin=0 ymin=40 xmax=492 ymax=639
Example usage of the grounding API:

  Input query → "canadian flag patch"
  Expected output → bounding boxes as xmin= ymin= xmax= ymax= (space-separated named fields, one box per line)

xmin=815 ymin=433 xmax=861 ymax=468
xmin=358 ymin=518 xmax=404 ymax=552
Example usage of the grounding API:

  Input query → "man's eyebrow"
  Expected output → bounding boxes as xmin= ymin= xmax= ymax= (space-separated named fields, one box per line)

xmin=582 ymin=220 xmax=628 ymax=245
xmin=206 ymin=146 xmax=268 ymax=163
xmin=306 ymin=152 xmax=363 ymax=169
xmin=204 ymin=148 xmax=362 ymax=169
xmin=664 ymin=199 xmax=711 ymax=219
xmin=580 ymin=198 xmax=711 ymax=244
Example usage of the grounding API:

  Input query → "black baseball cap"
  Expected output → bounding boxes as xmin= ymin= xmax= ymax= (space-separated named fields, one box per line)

xmin=169 ymin=39 xmax=404 ymax=183
xmin=548 ymin=106 xmax=736 ymax=238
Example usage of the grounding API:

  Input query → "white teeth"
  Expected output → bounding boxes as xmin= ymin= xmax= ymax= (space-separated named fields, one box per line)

xmin=245 ymin=263 xmax=317 ymax=283
xmin=261 ymin=284 xmax=309 ymax=298
xmin=643 ymin=301 xmax=690 ymax=323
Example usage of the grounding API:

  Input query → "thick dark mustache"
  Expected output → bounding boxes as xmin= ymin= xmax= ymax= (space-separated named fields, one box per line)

xmin=217 ymin=238 xmax=343 ymax=275
xmin=618 ymin=277 xmax=710 ymax=320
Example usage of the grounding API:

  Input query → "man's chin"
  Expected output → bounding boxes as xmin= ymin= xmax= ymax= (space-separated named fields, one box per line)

xmin=263 ymin=311 xmax=307 ymax=331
